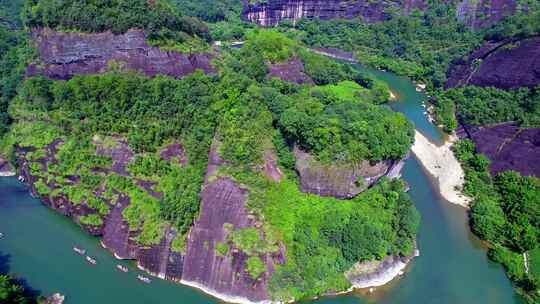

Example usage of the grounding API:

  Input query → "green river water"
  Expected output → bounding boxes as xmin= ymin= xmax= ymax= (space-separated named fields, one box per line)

xmin=0 ymin=67 xmax=524 ymax=304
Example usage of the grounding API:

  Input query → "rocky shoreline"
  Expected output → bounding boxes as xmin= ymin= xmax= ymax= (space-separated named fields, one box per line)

xmin=346 ymin=249 xmax=419 ymax=289
xmin=0 ymin=156 xmax=15 ymax=176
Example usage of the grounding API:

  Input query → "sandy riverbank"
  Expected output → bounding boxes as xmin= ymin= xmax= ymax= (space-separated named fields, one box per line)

xmin=411 ymin=130 xmax=471 ymax=208
xmin=389 ymin=90 xmax=398 ymax=101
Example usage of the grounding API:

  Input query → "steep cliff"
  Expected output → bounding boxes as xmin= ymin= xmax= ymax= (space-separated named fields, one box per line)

xmin=15 ymin=138 xmax=186 ymax=282
xmin=27 ymin=28 xmax=214 ymax=80
xmin=456 ymin=0 xmax=519 ymax=29
xmin=181 ymin=140 xmax=285 ymax=303
xmin=242 ymin=0 xmax=427 ymax=26
xmin=446 ymin=36 xmax=540 ymax=90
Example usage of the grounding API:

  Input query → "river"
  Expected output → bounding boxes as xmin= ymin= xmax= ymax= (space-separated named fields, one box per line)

xmin=0 ymin=66 xmax=523 ymax=304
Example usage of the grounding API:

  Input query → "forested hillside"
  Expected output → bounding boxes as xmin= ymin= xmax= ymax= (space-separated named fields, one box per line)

xmin=0 ymin=1 xmax=419 ymax=301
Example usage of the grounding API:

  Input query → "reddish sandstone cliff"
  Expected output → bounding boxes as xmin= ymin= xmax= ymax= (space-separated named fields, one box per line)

xmin=27 ymin=28 xmax=214 ymax=80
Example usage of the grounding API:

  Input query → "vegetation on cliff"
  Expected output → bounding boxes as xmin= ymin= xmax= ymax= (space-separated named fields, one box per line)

xmin=454 ymin=139 xmax=540 ymax=302
xmin=1 ymin=18 xmax=418 ymax=301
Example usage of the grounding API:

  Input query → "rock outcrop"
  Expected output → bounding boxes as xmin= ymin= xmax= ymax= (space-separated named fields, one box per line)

xmin=181 ymin=140 xmax=285 ymax=303
xmin=456 ymin=0 xmax=519 ymax=30
xmin=346 ymin=248 xmax=419 ymax=288
xmin=242 ymin=0 xmax=427 ymax=27
xmin=27 ymin=28 xmax=214 ymax=80
xmin=16 ymin=137 xmax=185 ymax=283
xmin=446 ymin=36 xmax=540 ymax=90
xmin=0 ymin=155 xmax=15 ymax=176
xmin=268 ymin=58 xmax=314 ymax=85
xmin=457 ymin=123 xmax=540 ymax=178
xmin=294 ymin=146 xmax=404 ymax=199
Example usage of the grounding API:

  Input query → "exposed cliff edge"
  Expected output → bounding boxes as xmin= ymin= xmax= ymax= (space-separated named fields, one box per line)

xmin=446 ymin=36 xmax=540 ymax=180
xmin=242 ymin=0 xmax=427 ymax=27
xmin=181 ymin=140 xmax=286 ymax=303
xmin=27 ymin=28 xmax=214 ymax=80
xmin=294 ymin=146 xmax=405 ymax=199
xmin=446 ymin=36 xmax=540 ymax=90
xmin=15 ymin=138 xmax=185 ymax=282
xmin=457 ymin=123 xmax=540 ymax=178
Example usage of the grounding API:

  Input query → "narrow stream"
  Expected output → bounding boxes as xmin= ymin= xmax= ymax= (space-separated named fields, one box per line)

xmin=0 ymin=67 xmax=522 ymax=304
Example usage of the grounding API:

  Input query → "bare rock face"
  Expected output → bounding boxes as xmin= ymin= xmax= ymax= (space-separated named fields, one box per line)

xmin=27 ymin=28 xmax=214 ymax=80
xmin=446 ymin=36 xmax=540 ymax=90
xmin=242 ymin=0 xmax=427 ymax=27
xmin=263 ymin=150 xmax=284 ymax=182
xmin=101 ymin=196 xmax=139 ymax=259
xmin=160 ymin=143 xmax=187 ymax=166
xmin=138 ymin=227 xmax=183 ymax=282
xmin=182 ymin=141 xmax=285 ymax=302
xmin=268 ymin=58 xmax=314 ymax=85
xmin=456 ymin=0 xmax=518 ymax=30
xmin=294 ymin=146 xmax=401 ymax=199
xmin=457 ymin=122 xmax=540 ymax=178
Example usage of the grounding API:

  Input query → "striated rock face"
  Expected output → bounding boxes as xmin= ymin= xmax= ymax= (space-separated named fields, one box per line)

xmin=456 ymin=0 xmax=518 ymax=30
xmin=182 ymin=141 xmax=285 ymax=303
xmin=294 ymin=146 xmax=403 ymax=199
xmin=457 ymin=123 xmax=540 ymax=178
xmin=268 ymin=58 xmax=314 ymax=85
xmin=242 ymin=0 xmax=427 ymax=27
xmin=27 ymin=28 xmax=214 ymax=80
xmin=446 ymin=36 xmax=540 ymax=90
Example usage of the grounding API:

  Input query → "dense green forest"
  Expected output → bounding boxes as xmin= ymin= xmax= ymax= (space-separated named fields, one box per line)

xmin=0 ymin=2 xmax=33 ymax=138
xmin=454 ymin=140 xmax=540 ymax=302
xmin=173 ymin=0 xmax=242 ymax=22
xmin=435 ymin=85 xmax=540 ymax=131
